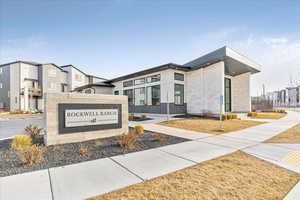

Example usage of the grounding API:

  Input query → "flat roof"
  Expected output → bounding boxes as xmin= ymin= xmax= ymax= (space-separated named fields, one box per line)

xmin=73 ymin=82 xmax=115 ymax=91
xmin=107 ymin=63 xmax=190 ymax=82
xmin=61 ymin=64 xmax=107 ymax=80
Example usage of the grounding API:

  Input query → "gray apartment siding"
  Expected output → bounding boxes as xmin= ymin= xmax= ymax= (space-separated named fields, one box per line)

xmin=0 ymin=65 xmax=11 ymax=110
xmin=43 ymin=64 xmax=67 ymax=94
xmin=9 ymin=63 xmax=21 ymax=110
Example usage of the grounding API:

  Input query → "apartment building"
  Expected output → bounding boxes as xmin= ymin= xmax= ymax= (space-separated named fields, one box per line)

xmin=74 ymin=46 xmax=261 ymax=115
xmin=0 ymin=61 xmax=106 ymax=111
xmin=270 ymin=87 xmax=300 ymax=107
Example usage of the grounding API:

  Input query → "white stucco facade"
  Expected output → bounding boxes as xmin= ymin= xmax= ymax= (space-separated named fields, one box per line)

xmin=186 ymin=61 xmax=225 ymax=114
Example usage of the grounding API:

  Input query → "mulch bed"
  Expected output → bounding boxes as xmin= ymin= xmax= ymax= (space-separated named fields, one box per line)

xmin=0 ymin=131 xmax=188 ymax=177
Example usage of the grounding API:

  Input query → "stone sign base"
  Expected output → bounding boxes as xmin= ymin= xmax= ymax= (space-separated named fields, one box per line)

xmin=44 ymin=93 xmax=128 ymax=146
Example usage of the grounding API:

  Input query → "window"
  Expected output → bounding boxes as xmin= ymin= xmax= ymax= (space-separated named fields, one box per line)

xmin=174 ymin=84 xmax=184 ymax=105
xmin=61 ymin=84 xmax=68 ymax=92
xmin=147 ymin=85 xmax=160 ymax=105
xmin=123 ymin=80 xmax=133 ymax=87
xmin=146 ymin=74 xmax=160 ymax=83
xmin=84 ymin=89 xmax=93 ymax=94
xmin=134 ymin=78 xmax=145 ymax=85
xmin=174 ymin=73 xmax=184 ymax=81
xmin=225 ymin=78 xmax=231 ymax=112
xmin=114 ymin=91 xmax=119 ymax=95
xmin=124 ymin=89 xmax=134 ymax=105
xmin=134 ymin=87 xmax=146 ymax=105
xmin=0 ymin=68 xmax=2 ymax=73
xmin=0 ymin=83 xmax=2 ymax=88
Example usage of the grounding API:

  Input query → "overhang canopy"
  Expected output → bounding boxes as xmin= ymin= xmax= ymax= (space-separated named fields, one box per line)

xmin=184 ymin=46 xmax=261 ymax=76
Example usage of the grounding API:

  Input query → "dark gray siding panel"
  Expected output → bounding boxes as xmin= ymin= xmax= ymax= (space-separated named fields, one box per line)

xmin=0 ymin=66 xmax=10 ymax=110
xmin=129 ymin=103 xmax=186 ymax=114
xmin=184 ymin=47 xmax=226 ymax=68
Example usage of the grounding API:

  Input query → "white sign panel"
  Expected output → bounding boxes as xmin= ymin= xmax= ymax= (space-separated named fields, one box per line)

xmin=65 ymin=109 xmax=118 ymax=127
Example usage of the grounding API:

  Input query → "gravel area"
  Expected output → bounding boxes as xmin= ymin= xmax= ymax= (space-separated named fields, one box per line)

xmin=0 ymin=131 xmax=188 ymax=177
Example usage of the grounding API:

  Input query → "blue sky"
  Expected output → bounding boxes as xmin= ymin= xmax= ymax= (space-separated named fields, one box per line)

xmin=1 ymin=0 xmax=300 ymax=95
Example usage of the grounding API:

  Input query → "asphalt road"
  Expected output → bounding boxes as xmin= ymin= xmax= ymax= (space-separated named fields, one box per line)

xmin=0 ymin=118 xmax=44 ymax=140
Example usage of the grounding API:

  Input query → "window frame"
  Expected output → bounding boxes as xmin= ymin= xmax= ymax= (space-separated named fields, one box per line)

xmin=174 ymin=84 xmax=184 ymax=105
xmin=174 ymin=72 xmax=184 ymax=81
xmin=134 ymin=78 xmax=146 ymax=85
xmin=124 ymin=89 xmax=134 ymax=105
xmin=146 ymin=85 xmax=161 ymax=106
xmin=123 ymin=80 xmax=133 ymax=87
xmin=134 ymin=87 xmax=146 ymax=106
xmin=146 ymin=74 xmax=161 ymax=83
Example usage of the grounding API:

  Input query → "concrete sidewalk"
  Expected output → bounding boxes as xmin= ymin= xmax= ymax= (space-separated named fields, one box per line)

xmin=1 ymin=111 xmax=300 ymax=200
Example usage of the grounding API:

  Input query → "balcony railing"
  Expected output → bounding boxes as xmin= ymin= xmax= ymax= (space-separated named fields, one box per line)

xmin=21 ymin=88 xmax=42 ymax=96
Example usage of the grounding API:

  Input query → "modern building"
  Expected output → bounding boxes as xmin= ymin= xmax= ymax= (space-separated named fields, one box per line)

xmin=0 ymin=61 xmax=106 ymax=111
xmin=75 ymin=46 xmax=261 ymax=115
xmin=269 ymin=87 xmax=300 ymax=107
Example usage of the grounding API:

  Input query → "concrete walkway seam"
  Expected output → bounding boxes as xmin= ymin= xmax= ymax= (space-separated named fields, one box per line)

xmin=109 ymin=157 xmax=145 ymax=182
xmin=47 ymin=169 xmax=54 ymax=200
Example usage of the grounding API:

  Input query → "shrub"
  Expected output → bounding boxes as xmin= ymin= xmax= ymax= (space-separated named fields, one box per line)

xmin=11 ymin=135 xmax=32 ymax=150
xmin=134 ymin=125 xmax=144 ymax=134
xmin=274 ymin=109 xmax=285 ymax=113
xmin=152 ymin=133 xmax=165 ymax=144
xmin=248 ymin=112 xmax=257 ymax=117
xmin=117 ymin=130 xmax=138 ymax=149
xmin=231 ymin=113 xmax=238 ymax=119
xmin=10 ymin=109 xmax=23 ymax=114
xmin=222 ymin=114 xmax=227 ymax=120
xmin=141 ymin=114 xmax=147 ymax=120
xmin=17 ymin=144 xmax=45 ymax=165
xmin=25 ymin=124 xmax=43 ymax=139
xmin=79 ymin=145 xmax=88 ymax=156
xmin=222 ymin=114 xmax=238 ymax=120
xmin=128 ymin=113 xmax=134 ymax=121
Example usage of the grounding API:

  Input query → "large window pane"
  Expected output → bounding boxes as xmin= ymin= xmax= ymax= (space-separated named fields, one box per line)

xmin=123 ymin=80 xmax=133 ymax=87
xmin=124 ymin=89 xmax=134 ymax=105
xmin=134 ymin=87 xmax=146 ymax=105
xmin=146 ymin=74 xmax=160 ymax=83
xmin=134 ymin=78 xmax=145 ymax=85
xmin=174 ymin=73 xmax=184 ymax=81
xmin=174 ymin=84 xmax=184 ymax=105
xmin=147 ymin=85 xmax=160 ymax=105
xmin=224 ymin=78 xmax=231 ymax=112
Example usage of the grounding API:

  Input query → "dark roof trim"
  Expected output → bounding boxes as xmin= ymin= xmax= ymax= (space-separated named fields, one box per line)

xmin=0 ymin=61 xmax=68 ymax=73
xmin=107 ymin=63 xmax=190 ymax=83
xmin=43 ymin=63 xmax=68 ymax=73
xmin=60 ymin=64 xmax=107 ymax=80
xmin=0 ymin=61 xmax=41 ymax=67
xmin=188 ymin=59 xmax=224 ymax=71
xmin=73 ymin=83 xmax=115 ymax=91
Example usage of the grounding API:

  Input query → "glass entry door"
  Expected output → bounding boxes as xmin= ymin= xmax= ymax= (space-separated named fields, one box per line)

xmin=225 ymin=78 xmax=231 ymax=112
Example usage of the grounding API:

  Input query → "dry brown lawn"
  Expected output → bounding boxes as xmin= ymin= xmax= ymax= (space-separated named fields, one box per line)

xmin=158 ymin=118 xmax=265 ymax=134
xmin=253 ymin=112 xmax=286 ymax=119
xmin=266 ymin=122 xmax=300 ymax=143
xmin=89 ymin=151 xmax=300 ymax=200
xmin=0 ymin=113 xmax=43 ymax=119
